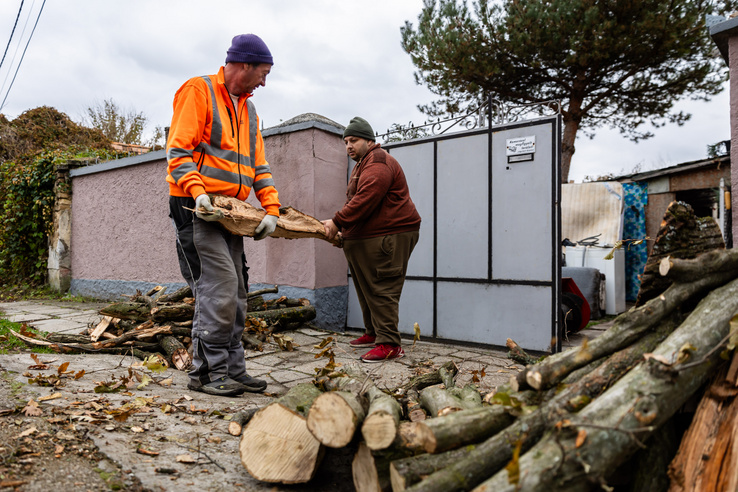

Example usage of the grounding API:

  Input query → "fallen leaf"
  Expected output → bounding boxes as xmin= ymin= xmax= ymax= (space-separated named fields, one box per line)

xmin=136 ymin=447 xmax=160 ymax=456
xmin=575 ymin=429 xmax=587 ymax=448
xmin=22 ymin=400 xmax=42 ymax=417
xmin=38 ymin=393 xmax=62 ymax=402
xmin=57 ymin=361 xmax=71 ymax=375
xmin=176 ymin=454 xmax=197 ymax=464
xmin=15 ymin=426 xmax=37 ymax=438
xmin=131 ymin=426 xmax=145 ymax=433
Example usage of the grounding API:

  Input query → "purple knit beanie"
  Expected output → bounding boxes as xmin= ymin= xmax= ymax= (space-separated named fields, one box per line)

xmin=225 ymin=34 xmax=273 ymax=65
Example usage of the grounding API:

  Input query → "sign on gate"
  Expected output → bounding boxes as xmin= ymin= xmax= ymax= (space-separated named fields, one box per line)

xmin=346 ymin=114 xmax=562 ymax=352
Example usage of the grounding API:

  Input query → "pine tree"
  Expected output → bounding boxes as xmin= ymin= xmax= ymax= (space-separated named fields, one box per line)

xmin=401 ymin=0 xmax=737 ymax=182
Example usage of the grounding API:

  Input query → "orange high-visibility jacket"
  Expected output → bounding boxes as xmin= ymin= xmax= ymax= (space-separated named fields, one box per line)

xmin=166 ymin=66 xmax=280 ymax=216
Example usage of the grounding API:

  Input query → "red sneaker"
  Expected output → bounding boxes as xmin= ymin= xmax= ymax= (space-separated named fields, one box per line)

xmin=360 ymin=344 xmax=404 ymax=363
xmin=349 ymin=334 xmax=376 ymax=347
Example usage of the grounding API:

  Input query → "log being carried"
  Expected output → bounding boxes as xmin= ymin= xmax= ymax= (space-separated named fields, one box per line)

xmin=195 ymin=194 xmax=343 ymax=246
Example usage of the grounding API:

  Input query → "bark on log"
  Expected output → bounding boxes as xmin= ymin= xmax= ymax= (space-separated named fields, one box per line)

xmin=405 ymin=388 xmax=427 ymax=422
xmin=636 ymin=201 xmax=725 ymax=307
xmin=241 ymin=332 xmax=264 ymax=351
xmin=98 ymin=302 xmax=151 ymax=321
xmin=209 ymin=194 xmax=342 ymax=246
xmin=228 ymin=408 xmax=259 ymax=436
xmin=521 ymin=269 xmax=736 ymax=391
xmin=239 ymin=382 xmax=324 ymax=484
xmin=390 ymin=445 xmax=478 ymax=491
xmin=307 ymin=391 xmax=366 ymax=448
xmin=506 ymin=338 xmax=539 ymax=366
xmin=91 ymin=325 xmax=172 ymax=349
xmin=667 ymin=361 xmax=738 ymax=492
xmin=397 ymin=361 xmax=459 ymax=393
xmin=45 ymin=333 xmax=98 ymax=344
xmin=151 ymin=303 xmax=194 ymax=322
xmin=472 ymin=277 xmax=738 ymax=492
xmin=248 ymin=285 xmax=279 ymax=298
xmin=419 ymin=386 xmax=481 ymax=417
xmin=158 ymin=335 xmax=191 ymax=371
xmin=246 ymin=305 xmax=316 ymax=327
xmin=659 ymin=248 xmax=738 ymax=283
xmin=404 ymin=313 xmax=680 ymax=492
xmin=352 ymin=441 xmax=404 ymax=492
xmin=247 ymin=295 xmax=265 ymax=312
xmin=157 ymin=286 xmax=192 ymax=303
xmin=408 ymin=390 xmax=538 ymax=455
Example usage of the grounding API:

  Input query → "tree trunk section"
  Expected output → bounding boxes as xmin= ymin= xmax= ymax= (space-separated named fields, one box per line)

xmin=667 ymin=361 xmax=738 ymax=492
xmin=404 ymin=313 xmax=679 ymax=492
xmin=390 ymin=445 xmax=479 ymax=491
xmin=239 ymin=383 xmax=324 ymax=483
xmin=247 ymin=305 xmax=316 ymax=326
xmin=362 ymin=387 xmax=403 ymax=451
xmin=522 ymin=269 xmax=736 ymax=391
xmin=636 ymin=201 xmax=725 ymax=307
xmin=352 ymin=441 xmax=392 ymax=492
xmin=98 ymin=302 xmax=151 ymax=321
xmin=412 ymin=405 xmax=515 ymax=454
xmin=158 ymin=335 xmax=191 ymax=371
xmin=472 ymin=277 xmax=738 ymax=492
xmin=307 ymin=391 xmax=366 ymax=448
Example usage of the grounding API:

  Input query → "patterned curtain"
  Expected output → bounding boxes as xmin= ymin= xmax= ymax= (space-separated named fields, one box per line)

xmin=622 ymin=182 xmax=648 ymax=302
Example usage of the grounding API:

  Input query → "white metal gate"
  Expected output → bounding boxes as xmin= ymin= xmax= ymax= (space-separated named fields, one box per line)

xmin=346 ymin=114 xmax=562 ymax=352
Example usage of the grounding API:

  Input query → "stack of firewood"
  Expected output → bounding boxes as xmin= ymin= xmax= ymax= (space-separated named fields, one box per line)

xmin=234 ymin=202 xmax=738 ymax=492
xmin=13 ymin=285 xmax=317 ymax=371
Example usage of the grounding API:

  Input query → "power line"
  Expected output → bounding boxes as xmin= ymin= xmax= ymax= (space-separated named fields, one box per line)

xmin=0 ymin=0 xmax=46 ymax=112
xmin=0 ymin=0 xmax=24 ymax=71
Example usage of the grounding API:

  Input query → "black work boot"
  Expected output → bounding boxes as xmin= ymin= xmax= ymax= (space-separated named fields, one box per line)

xmin=188 ymin=376 xmax=246 ymax=397
xmin=234 ymin=373 xmax=267 ymax=393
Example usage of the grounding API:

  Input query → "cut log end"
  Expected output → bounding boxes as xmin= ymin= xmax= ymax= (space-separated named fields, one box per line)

xmin=307 ymin=392 xmax=362 ymax=448
xmin=526 ymin=370 xmax=543 ymax=390
xmin=659 ymin=256 xmax=672 ymax=277
xmin=352 ymin=442 xmax=383 ymax=492
xmin=240 ymin=404 xmax=323 ymax=484
xmin=362 ymin=411 xmax=398 ymax=451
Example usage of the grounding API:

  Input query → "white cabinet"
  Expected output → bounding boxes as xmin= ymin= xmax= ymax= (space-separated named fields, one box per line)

xmin=565 ymin=246 xmax=626 ymax=315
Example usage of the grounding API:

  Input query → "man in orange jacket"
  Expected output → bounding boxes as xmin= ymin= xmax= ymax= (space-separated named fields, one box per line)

xmin=167 ymin=34 xmax=279 ymax=397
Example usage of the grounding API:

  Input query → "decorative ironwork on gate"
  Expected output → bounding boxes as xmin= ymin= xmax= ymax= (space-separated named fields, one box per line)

xmin=377 ymin=95 xmax=561 ymax=143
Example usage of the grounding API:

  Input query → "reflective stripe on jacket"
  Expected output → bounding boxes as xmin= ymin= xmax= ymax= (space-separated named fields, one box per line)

xmin=166 ymin=66 xmax=280 ymax=216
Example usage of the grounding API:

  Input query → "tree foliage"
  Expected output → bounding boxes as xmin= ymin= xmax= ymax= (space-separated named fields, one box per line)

xmin=401 ymin=0 xmax=737 ymax=182
xmin=0 ymin=107 xmax=118 ymax=288
xmin=84 ymin=98 xmax=150 ymax=145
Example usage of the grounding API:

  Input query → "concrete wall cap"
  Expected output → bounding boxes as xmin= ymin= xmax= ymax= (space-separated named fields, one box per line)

xmin=263 ymin=113 xmax=344 ymax=138
xmin=70 ymin=150 xmax=166 ymax=177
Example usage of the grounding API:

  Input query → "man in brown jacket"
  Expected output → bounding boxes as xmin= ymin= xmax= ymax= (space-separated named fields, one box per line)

xmin=322 ymin=117 xmax=421 ymax=362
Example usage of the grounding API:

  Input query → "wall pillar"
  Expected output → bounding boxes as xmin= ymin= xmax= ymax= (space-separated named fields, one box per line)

xmin=246 ymin=114 xmax=350 ymax=330
xmin=48 ymin=161 xmax=78 ymax=291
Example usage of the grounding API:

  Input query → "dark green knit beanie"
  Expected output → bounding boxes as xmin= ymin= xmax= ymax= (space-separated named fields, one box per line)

xmin=343 ymin=116 xmax=375 ymax=141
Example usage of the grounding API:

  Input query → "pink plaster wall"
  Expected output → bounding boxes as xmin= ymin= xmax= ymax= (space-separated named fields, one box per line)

xmin=730 ymin=36 xmax=738 ymax=245
xmin=71 ymin=125 xmax=348 ymax=290
xmin=71 ymin=159 xmax=181 ymax=283
xmin=245 ymin=127 xmax=349 ymax=289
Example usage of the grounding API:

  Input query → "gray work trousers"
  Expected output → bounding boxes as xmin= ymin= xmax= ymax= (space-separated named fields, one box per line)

xmin=343 ymin=231 xmax=419 ymax=346
xmin=170 ymin=196 xmax=249 ymax=385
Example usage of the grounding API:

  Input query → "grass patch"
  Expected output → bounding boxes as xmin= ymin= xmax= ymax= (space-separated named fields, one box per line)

xmin=0 ymin=318 xmax=54 ymax=354
xmin=0 ymin=284 xmax=101 ymax=303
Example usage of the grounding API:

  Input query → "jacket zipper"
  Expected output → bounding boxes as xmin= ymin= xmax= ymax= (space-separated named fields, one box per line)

xmin=224 ymin=88 xmax=243 ymax=197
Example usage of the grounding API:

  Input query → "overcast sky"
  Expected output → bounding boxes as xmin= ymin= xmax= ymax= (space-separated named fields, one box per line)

xmin=0 ymin=0 xmax=730 ymax=182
